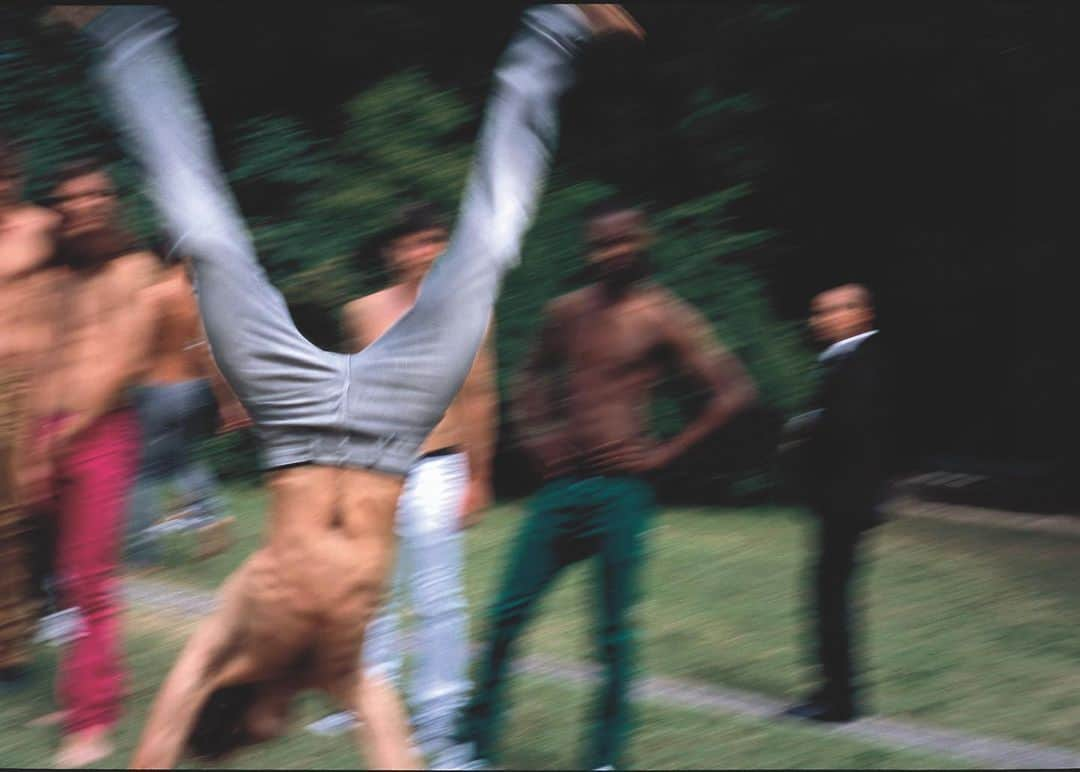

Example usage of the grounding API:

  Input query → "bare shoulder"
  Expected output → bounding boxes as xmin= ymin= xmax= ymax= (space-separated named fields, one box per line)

xmin=352 ymin=286 xmax=401 ymax=312
xmin=3 ymin=204 xmax=60 ymax=234
xmin=112 ymin=250 xmax=159 ymax=289
xmin=342 ymin=287 xmax=399 ymax=345
xmin=641 ymin=284 xmax=702 ymax=323
xmin=343 ymin=289 xmax=385 ymax=326
xmin=0 ymin=205 xmax=60 ymax=279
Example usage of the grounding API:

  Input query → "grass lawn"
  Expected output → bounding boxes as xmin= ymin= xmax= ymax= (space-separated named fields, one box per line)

xmin=0 ymin=609 xmax=969 ymax=770
xmin=158 ymin=484 xmax=1080 ymax=753
xmin=5 ymin=485 xmax=1074 ymax=768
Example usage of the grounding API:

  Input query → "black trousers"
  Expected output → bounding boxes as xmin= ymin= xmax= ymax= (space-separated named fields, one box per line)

xmin=809 ymin=513 xmax=872 ymax=706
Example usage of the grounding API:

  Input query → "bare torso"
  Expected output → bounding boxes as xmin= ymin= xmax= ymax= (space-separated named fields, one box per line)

xmin=143 ymin=265 xmax=207 ymax=385
xmin=551 ymin=284 xmax=674 ymax=464
xmin=31 ymin=251 xmax=156 ymax=420
xmin=131 ymin=463 xmax=407 ymax=768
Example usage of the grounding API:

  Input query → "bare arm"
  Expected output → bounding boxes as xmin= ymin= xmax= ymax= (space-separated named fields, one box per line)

xmin=0 ymin=207 xmax=60 ymax=281
xmin=649 ymin=293 xmax=758 ymax=468
xmin=194 ymin=320 xmax=251 ymax=432
xmin=458 ymin=323 xmax=498 ymax=521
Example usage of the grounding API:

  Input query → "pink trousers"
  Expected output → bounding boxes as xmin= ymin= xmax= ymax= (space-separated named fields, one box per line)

xmin=34 ymin=409 xmax=138 ymax=734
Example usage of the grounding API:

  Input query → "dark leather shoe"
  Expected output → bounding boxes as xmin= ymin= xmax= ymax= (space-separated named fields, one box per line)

xmin=781 ymin=700 xmax=857 ymax=723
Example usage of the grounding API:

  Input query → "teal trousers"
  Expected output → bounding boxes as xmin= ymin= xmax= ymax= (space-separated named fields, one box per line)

xmin=459 ymin=475 xmax=655 ymax=769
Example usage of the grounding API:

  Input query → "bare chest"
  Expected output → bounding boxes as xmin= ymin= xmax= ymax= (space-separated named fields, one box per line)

xmin=363 ymin=294 xmax=414 ymax=344
xmin=562 ymin=305 xmax=664 ymax=384
xmin=50 ymin=270 xmax=125 ymax=353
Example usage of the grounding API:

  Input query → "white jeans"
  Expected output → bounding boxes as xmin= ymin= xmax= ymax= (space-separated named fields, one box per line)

xmin=364 ymin=452 xmax=471 ymax=754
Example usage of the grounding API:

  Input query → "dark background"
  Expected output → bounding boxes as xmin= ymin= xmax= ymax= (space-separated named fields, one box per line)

xmin=174 ymin=2 xmax=1078 ymax=500
xmin=5 ymin=2 xmax=1077 ymax=507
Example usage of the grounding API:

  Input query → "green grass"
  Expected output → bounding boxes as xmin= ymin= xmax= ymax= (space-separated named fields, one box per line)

xmin=0 ymin=609 xmax=969 ymax=770
xmin=161 ymin=485 xmax=1080 ymax=753
xmin=6 ymin=486 xmax=1072 ymax=768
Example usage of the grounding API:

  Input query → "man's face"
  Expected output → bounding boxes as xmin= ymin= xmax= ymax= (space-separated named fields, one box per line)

xmin=52 ymin=170 xmax=118 ymax=238
xmin=385 ymin=227 xmax=448 ymax=283
xmin=585 ymin=210 xmax=650 ymax=281
xmin=809 ymin=287 xmax=874 ymax=344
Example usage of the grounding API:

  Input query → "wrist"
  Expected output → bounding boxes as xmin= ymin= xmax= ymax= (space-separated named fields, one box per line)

xmin=651 ymin=442 xmax=679 ymax=468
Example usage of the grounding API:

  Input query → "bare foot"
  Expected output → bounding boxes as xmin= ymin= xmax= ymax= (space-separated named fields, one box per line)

xmin=575 ymin=4 xmax=645 ymax=40
xmin=44 ymin=6 xmax=107 ymax=30
xmin=27 ymin=710 xmax=67 ymax=728
xmin=55 ymin=726 xmax=115 ymax=769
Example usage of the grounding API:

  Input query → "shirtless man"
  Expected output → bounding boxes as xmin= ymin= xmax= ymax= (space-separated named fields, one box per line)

xmin=21 ymin=157 xmax=156 ymax=767
xmin=126 ymin=252 xmax=248 ymax=568
xmin=0 ymin=134 xmax=61 ymax=694
xmin=341 ymin=201 xmax=497 ymax=767
xmin=454 ymin=199 xmax=758 ymax=771
xmin=51 ymin=4 xmax=643 ymax=769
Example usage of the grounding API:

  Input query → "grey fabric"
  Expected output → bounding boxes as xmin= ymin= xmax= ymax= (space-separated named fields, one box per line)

xmin=86 ymin=4 xmax=590 ymax=476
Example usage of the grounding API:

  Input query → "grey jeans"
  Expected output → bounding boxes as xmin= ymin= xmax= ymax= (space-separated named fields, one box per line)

xmin=85 ymin=4 xmax=591 ymax=477
xmin=125 ymin=379 xmax=224 ymax=564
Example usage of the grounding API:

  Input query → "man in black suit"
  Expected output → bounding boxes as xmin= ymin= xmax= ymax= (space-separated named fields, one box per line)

xmin=781 ymin=283 xmax=891 ymax=723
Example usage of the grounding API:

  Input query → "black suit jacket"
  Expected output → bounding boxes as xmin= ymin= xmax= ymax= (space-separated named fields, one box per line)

xmin=800 ymin=333 xmax=892 ymax=529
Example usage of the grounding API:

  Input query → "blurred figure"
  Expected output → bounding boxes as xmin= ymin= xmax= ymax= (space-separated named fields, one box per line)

xmin=0 ymin=134 xmax=61 ymax=693
xmin=781 ymin=283 xmax=891 ymax=724
xmin=454 ymin=199 xmax=757 ymax=770
xmin=22 ymin=158 xmax=155 ymax=767
xmin=125 ymin=249 xmax=248 ymax=570
xmin=54 ymin=3 xmax=642 ymax=769
xmin=341 ymin=201 xmax=497 ymax=767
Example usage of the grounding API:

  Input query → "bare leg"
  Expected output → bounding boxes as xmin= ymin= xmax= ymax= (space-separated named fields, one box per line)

xmin=131 ymin=617 xmax=239 ymax=767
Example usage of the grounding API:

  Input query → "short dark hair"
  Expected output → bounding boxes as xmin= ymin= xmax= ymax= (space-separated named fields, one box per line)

xmin=583 ymin=195 xmax=646 ymax=223
xmin=813 ymin=282 xmax=875 ymax=312
xmin=187 ymin=683 xmax=259 ymax=761
xmin=52 ymin=157 xmax=111 ymax=190
xmin=382 ymin=200 xmax=449 ymax=246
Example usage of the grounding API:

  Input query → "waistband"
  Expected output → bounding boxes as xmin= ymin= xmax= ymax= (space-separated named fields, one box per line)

xmin=258 ymin=426 xmax=421 ymax=479
xmin=417 ymin=446 xmax=464 ymax=461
